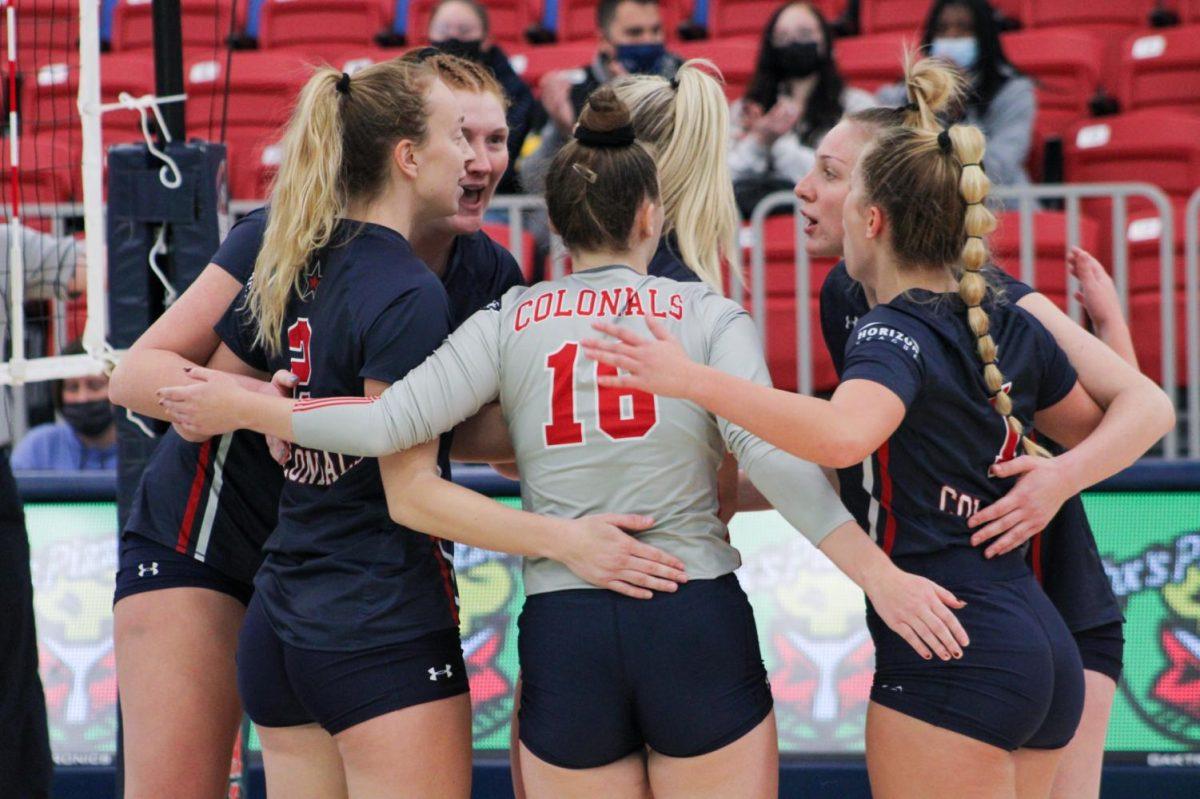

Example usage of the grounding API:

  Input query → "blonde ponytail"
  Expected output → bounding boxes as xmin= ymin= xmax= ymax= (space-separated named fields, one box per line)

xmin=248 ymin=58 xmax=433 ymax=355
xmin=949 ymin=124 xmax=1049 ymax=459
xmin=611 ymin=59 xmax=738 ymax=291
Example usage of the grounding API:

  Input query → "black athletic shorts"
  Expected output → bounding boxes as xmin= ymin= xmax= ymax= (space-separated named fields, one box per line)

xmin=517 ymin=573 xmax=773 ymax=769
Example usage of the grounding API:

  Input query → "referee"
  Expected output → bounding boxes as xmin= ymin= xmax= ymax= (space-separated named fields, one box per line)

xmin=0 ymin=222 xmax=86 ymax=798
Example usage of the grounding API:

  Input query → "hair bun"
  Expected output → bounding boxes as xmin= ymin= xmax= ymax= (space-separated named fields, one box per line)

xmin=577 ymin=86 xmax=634 ymax=134
xmin=903 ymin=53 xmax=965 ymax=130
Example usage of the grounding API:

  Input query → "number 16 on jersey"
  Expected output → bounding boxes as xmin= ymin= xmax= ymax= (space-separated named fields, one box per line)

xmin=543 ymin=342 xmax=658 ymax=446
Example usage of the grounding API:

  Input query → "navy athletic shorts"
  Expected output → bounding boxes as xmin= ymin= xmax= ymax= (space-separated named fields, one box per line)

xmin=113 ymin=532 xmax=254 ymax=606
xmin=1074 ymin=620 xmax=1124 ymax=683
xmin=517 ymin=573 xmax=773 ymax=769
xmin=237 ymin=593 xmax=468 ymax=735
xmin=868 ymin=548 xmax=1085 ymax=752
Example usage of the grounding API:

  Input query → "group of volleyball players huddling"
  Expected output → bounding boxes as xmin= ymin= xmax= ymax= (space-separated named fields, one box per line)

xmin=111 ymin=42 xmax=1173 ymax=799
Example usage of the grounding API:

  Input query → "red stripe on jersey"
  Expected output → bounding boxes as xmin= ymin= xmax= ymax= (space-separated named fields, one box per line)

xmin=176 ymin=439 xmax=214 ymax=554
xmin=431 ymin=538 xmax=459 ymax=625
xmin=1030 ymin=532 xmax=1044 ymax=583
xmin=293 ymin=396 xmax=379 ymax=412
xmin=877 ymin=441 xmax=898 ymax=555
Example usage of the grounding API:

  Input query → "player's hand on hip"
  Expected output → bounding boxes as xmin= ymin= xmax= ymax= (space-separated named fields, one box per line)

xmin=968 ymin=455 xmax=1073 ymax=558
xmin=863 ymin=565 xmax=969 ymax=661
xmin=559 ymin=513 xmax=688 ymax=600
xmin=155 ymin=366 xmax=247 ymax=439
xmin=583 ymin=318 xmax=697 ymax=400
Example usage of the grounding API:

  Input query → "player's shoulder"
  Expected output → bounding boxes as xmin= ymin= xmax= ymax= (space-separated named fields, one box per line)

xmin=457 ymin=230 xmax=523 ymax=285
xmin=343 ymin=225 xmax=438 ymax=293
xmin=849 ymin=301 xmax=933 ymax=361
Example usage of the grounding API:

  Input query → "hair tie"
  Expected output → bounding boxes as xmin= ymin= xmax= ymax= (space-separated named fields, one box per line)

xmin=966 ymin=200 xmax=984 ymax=207
xmin=336 ymin=72 xmax=352 ymax=95
xmin=937 ymin=127 xmax=952 ymax=153
xmin=966 ymin=234 xmax=985 ymax=240
xmin=961 ymin=162 xmax=983 ymax=168
xmin=572 ymin=163 xmax=598 ymax=184
xmin=413 ymin=46 xmax=441 ymax=62
xmin=670 ymin=76 xmax=680 ymax=92
xmin=574 ymin=123 xmax=636 ymax=148
xmin=904 ymin=101 xmax=919 ymax=112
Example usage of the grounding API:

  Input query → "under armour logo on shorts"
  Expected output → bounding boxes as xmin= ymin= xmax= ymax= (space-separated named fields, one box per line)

xmin=428 ymin=664 xmax=454 ymax=681
xmin=137 ymin=562 xmax=160 ymax=577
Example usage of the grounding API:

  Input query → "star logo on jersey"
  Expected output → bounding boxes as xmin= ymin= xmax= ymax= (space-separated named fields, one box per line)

xmin=299 ymin=260 xmax=324 ymax=301
xmin=1105 ymin=529 xmax=1200 ymax=749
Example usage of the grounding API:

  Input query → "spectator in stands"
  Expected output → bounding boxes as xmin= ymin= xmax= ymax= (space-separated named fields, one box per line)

xmin=878 ymin=0 xmax=1034 ymax=189
xmin=524 ymin=0 xmax=684 ymax=190
xmin=428 ymin=0 xmax=543 ymax=193
xmin=729 ymin=2 xmax=875 ymax=218
xmin=11 ymin=341 xmax=116 ymax=471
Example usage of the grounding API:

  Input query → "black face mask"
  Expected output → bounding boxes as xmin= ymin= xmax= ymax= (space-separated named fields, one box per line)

xmin=434 ymin=38 xmax=485 ymax=63
xmin=768 ymin=41 xmax=822 ymax=80
xmin=61 ymin=400 xmax=113 ymax=439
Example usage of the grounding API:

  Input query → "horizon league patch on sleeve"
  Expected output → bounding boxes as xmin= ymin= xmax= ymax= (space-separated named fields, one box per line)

xmin=855 ymin=322 xmax=921 ymax=359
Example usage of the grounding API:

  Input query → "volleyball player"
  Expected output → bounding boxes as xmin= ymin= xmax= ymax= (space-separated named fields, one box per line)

xmin=795 ymin=59 xmax=1155 ymax=798
xmin=577 ymin=98 xmax=1174 ymax=796
xmin=159 ymin=88 xmax=972 ymax=799
xmin=111 ymin=55 xmax=685 ymax=799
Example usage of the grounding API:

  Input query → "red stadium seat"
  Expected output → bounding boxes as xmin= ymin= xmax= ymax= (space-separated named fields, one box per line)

xmin=989 ymin=211 xmax=1101 ymax=295
xmin=859 ymin=0 xmax=929 ymax=36
xmin=111 ymin=0 xmax=240 ymax=53
xmin=405 ymin=0 xmax=532 ymax=48
xmin=481 ymin=222 xmax=537 ymax=281
xmin=676 ymin=39 xmax=758 ymax=100
xmin=1127 ymin=289 xmax=1188 ymax=386
xmin=1018 ymin=0 xmax=1155 ymax=33
xmin=836 ymin=32 xmax=908 ymax=94
xmin=12 ymin=0 xmax=80 ymax=69
xmin=184 ymin=51 xmax=311 ymax=139
xmin=11 ymin=134 xmax=80 ymax=205
xmin=508 ymin=41 xmax=595 ymax=95
xmin=1064 ymin=111 xmax=1200 ymax=213
xmin=256 ymin=0 xmax=380 ymax=50
xmin=762 ymin=295 xmax=839 ymax=393
xmin=20 ymin=53 xmax=154 ymax=138
xmin=225 ymin=132 xmax=282 ymax=201
xmin=1118 ymin=27 xmax=1200 ymax=115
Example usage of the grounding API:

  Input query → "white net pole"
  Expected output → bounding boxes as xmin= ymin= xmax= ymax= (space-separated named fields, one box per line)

xmin=78 ymin=0 xmax=110 ymax=365
xmin=4 ymin=0 xmax=26 ymax=387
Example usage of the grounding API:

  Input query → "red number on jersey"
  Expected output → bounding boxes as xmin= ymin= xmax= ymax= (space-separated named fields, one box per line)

xmin=287 ymin=319 xmax=313 ymax=399
xmin=990 ymin=382 xmax=1019 ymax=463
xmin=543 ymin=341 xmax=657 ymax=447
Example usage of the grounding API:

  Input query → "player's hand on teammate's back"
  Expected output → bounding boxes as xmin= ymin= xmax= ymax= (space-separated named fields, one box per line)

xmin=968 ymin=455 xmax=1075 ymax=558
xmin=583 ymin=318 xmax=699 ymax=400
xmin=556 ymin=513 xmax=688 ymax=600
xmin=863 ymin=566 xmax=969 ymax=662
xmin=157 ymin=366 xmax=252 ymax=439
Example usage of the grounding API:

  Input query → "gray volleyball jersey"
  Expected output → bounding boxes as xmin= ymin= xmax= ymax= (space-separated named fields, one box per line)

xmin=292 ymin=264 xmax=852 ymax=595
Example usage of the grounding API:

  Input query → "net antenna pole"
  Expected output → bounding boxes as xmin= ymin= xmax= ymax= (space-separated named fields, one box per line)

xmin=4 ymin=0 xmax=26 ymax=386
xmin=78 ymin=0 xmax=111 ymax=368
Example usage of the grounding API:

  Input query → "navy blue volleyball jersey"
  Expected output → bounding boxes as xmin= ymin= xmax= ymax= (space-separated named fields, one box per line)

xmin=216 ymin=220 xmax=459 ymax=651
xmin=648 ymin=233 xmax=702 ymax=283
xmin=819 ymin=262 xmax=1122 ymax=629
xmin=123 ymin=208 xmax=284 ymax=584
xmin=835 ymin=285 xmax=1077 ymax=559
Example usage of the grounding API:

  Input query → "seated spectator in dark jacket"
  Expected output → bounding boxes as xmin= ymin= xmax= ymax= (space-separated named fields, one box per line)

xmin=877 ymin=0 xmax=1034 ymax=190
xmin=12 ymin=341 xmax=115 ymax=471
xmin=523 ymin=0 xmax=684 ymax=191
xmin=428 ymin=0 xmax=543 ymax=193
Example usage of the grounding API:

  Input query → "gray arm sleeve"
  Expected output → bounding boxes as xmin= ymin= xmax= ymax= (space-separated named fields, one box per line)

xmin=704 ymin=299 xmax=853 ymax=546
xmin=291 ymin=308 xmax=502 ymax=457
xmin=980 ymin=78 xmax=1034 ymax=187
xmin=1 ymin=224 xmax=77 ymax=300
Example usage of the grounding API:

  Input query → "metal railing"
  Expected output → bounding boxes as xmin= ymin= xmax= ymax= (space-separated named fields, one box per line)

xmin=743 ymin=183 xmax=1192 ymax=459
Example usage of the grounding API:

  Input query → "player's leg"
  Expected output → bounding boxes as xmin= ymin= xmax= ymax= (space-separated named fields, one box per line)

xmin=1014 ymin=747 xmax=1067 ymax=799
xmin=257 ymin=723 xmax=348 ymax=799
xmin=510 ymin=675 xmax=527 ymax=799
xmin=866 ymin=701 xmax=1016 ymax=799
xmin=645 ymin=711 xmax=777 ymax=799
xmin=519 ymin=743 xmax=651 ymax=799
xmin=114 ymin=586 xmax=245 ymax=799
xmin=1048 ymin=670 xmax=1115 ymax=799
xmin=334 ymin=694 xmax=473 ymax=799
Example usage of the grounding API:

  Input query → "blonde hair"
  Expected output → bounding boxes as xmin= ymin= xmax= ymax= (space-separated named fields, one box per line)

xmin=248 ymin=58 xmax=433 ymax=355
xmin=847 ymin=53 xmax=965 ymax=135
xmin=410 ymin=50 xmax=508 ymax=108
xmin=610 ymin=59 xmax=738 ymax=291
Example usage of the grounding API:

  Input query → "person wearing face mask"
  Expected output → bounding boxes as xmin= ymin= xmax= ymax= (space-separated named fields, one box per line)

xmin=523 ymin=0 xmax=684 ymax=193
xmin=877 ymin=0 xmax=1034 ymax=190
xmin=427 ymin=0 xmax=544 ymax=193
xmin=728 ymin=2 xmax=874 ymax=218
xmin=11 ymin=340 xmax=117 ymax=471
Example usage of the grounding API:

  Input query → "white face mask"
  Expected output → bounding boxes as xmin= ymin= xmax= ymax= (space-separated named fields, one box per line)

xmin=931 ymin=37 xmax=978 ymax=70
